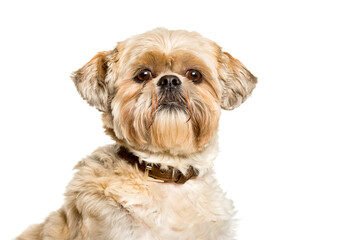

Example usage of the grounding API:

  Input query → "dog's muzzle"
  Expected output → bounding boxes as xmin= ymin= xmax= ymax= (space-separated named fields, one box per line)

xmin=156 ymin=75 xmax=188 ymax=110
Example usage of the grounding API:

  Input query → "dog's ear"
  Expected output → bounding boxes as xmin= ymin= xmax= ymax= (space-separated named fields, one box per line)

xmin=71 ymin=50 xmax=115 ymax=112
xmin=218 ymin=51 xmax=257 ymax=110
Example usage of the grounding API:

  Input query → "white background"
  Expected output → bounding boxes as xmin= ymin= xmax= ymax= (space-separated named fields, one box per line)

xmin=0 ymin=0 xmax=340 ymax=239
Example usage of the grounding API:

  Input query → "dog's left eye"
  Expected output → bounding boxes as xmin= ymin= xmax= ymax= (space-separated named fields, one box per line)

xmin=186 ymin=70 xmax=202 ymax=83
xmin=135 ymin=70 xmax=152 ymax=82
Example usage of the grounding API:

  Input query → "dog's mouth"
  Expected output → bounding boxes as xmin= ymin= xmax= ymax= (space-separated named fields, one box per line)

xmin=157 ymin=91 xmax=188 ymax=111
xmin=158 ymin=100 xmax=185 ymax=111
xmin=147 ymin=90 xmax=192 ymax=128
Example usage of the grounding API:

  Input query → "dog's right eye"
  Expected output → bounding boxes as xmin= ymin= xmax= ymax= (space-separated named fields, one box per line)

xmin=135 ymin=70 xmax=152 ymax=82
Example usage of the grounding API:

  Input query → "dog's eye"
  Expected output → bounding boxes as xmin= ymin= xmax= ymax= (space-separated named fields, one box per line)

xmin=186 ymin=70 xmax=202 ymax=83
xmin=135 ymin=70 xmax=152 ymax=82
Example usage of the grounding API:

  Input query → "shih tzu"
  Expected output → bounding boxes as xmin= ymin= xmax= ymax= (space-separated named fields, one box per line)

xmin=17 ymin=28 xmax=257 ymax=240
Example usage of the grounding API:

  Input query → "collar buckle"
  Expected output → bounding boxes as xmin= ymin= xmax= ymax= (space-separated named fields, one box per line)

xmin=144 ymin=163 xmax=165 ymax=183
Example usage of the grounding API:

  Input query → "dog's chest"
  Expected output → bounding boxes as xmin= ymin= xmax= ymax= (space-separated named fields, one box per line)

xmin=104 ymin=176 xmax=234 ymax=240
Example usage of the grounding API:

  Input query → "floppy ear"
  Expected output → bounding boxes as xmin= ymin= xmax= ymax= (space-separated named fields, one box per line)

xmin=218 ymin=51 xmax=257 ymax=110
xmin=71 ymin=51 xmax=114 ymax=112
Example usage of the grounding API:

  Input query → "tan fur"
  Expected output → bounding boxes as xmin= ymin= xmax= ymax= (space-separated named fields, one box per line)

xmin=218 ymin=52 xmax=257 ymax=110
xmin=71 ymin=51 xmax=113 ymax=112
xmin=18 ymin=28 xmax=256 ymax=240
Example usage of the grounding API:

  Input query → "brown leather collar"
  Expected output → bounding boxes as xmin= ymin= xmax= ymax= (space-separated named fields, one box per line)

xmin=117 ymin=146 xmax=199 ymax=184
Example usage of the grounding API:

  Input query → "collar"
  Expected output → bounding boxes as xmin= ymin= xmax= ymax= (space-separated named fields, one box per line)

xmin=117 ymin=146 xmax=199 ymax=184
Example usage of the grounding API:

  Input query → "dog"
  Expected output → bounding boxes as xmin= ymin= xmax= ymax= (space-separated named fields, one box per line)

xmin=17 ymin=28 xmax=257 ymax=240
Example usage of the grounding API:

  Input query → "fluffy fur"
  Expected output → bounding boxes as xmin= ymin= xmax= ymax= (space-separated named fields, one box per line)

xmin=17 ymin=28 xmax=257 ymax=240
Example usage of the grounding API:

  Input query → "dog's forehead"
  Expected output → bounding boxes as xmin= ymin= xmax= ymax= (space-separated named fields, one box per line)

xmin=118 ymin=29 xmax=219 ymax=74
xmin=133 ymin=50 xmax=213 ymax=74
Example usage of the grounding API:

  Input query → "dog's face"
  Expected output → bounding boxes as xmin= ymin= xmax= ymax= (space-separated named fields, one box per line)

xmin=72 ymin=28 xmax=256 ymax=155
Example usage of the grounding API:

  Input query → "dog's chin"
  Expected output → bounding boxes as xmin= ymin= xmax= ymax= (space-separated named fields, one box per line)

xmin=147 ymin=108 xmax=196 ymax=154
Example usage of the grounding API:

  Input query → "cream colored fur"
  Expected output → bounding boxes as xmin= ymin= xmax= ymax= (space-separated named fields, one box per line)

xmin=17 ymin=28 xmax=256 ymax=240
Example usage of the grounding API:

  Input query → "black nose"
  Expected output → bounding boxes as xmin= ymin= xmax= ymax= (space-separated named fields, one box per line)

xmin=157 ymin=75 xmax=181 ymax=90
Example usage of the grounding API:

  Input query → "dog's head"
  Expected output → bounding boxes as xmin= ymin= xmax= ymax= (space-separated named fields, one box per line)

xmin=72 ymin=28 xmax=257 ymax=155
